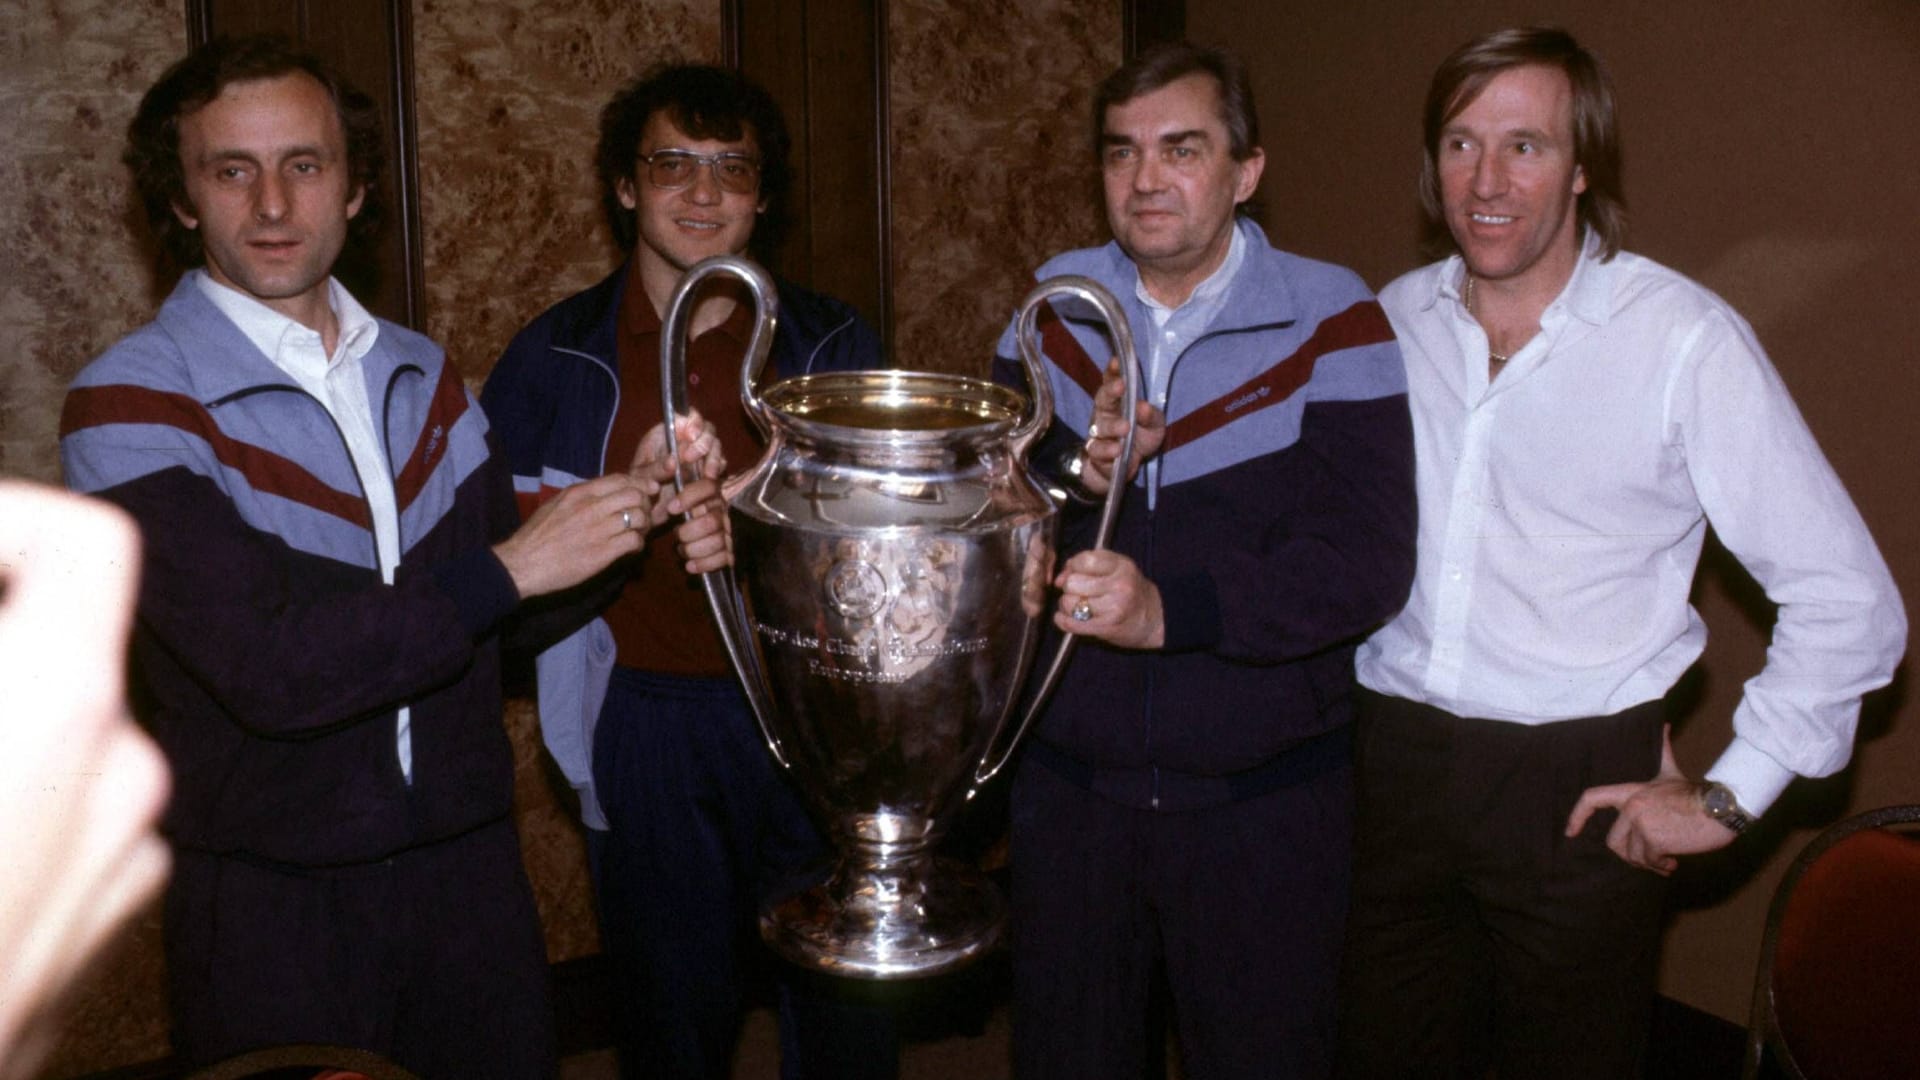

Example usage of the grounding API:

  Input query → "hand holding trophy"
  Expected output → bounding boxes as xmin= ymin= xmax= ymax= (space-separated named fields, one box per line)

xmin=661 ymin=256 xmax=1138 ymax=977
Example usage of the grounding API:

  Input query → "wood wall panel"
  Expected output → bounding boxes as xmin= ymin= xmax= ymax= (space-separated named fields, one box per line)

xmin=736 ymin=0 xmax=889 ymax=340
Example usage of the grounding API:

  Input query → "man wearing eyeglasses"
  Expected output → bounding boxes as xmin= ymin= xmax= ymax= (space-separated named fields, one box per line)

xmin=482 ymin=65 xmax=894 ymax=1080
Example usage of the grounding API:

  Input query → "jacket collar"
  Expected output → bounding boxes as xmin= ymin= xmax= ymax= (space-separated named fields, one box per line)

xmin=154 ymin=271 xmax=432 ymax=405
xmin=1418 ymin=230 xmax=1613 ymax=328
xmin=551 ymin=263 xmax=628 ymax=360
xmin=1099 ymin=217 xmax=1303 ymax=337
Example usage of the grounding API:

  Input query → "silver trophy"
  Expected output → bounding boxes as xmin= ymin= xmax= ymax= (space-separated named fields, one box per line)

xmin=661 ymin=255 xmax=1137 ymax=978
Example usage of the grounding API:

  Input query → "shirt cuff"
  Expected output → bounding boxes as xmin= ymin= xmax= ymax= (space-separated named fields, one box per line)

xmin=1704 ymin=736 xmax=1797 ymax=818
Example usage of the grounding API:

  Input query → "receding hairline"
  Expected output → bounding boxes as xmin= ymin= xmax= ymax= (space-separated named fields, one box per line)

xmin=173 ymin=73 xmax=352 ymax=168
xmin=1100 ymin=71 xmax=1234 ymax=138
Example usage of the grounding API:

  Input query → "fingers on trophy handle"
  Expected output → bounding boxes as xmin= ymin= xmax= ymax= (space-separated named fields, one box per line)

xmin=658 ymin=255 xmax=791 ymax=771
xmin=978 ymin=277 xmax=1141 ymax=786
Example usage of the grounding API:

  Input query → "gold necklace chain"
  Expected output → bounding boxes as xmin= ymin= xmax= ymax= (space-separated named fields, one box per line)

xmin=1464 ymin=274 xmax=1512 ymax=365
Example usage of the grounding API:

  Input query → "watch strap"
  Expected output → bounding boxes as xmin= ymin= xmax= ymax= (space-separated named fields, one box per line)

xmin=1702 ymin=781 xmax=1754 ymax=834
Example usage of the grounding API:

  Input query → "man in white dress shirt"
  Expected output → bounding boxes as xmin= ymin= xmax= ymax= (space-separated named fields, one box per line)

xmin=1342 ymin=26 xmax=1906 ymax=1078
xmin=61 ymin=36 xmax=720 ymax=1077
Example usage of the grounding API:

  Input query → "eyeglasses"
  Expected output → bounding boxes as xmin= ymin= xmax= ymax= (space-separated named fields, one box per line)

xmin=637 ymin=149 xmax=762 ymax=194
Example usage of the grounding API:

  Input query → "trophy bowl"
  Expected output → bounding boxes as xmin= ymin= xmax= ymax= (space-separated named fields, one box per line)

xmin=661 ymin=256 xmax=1137 ymax=978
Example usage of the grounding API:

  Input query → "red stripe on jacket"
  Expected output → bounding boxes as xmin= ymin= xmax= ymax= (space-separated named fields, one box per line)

xmin=62 ymin=384 xmax=373 ymax=528
xmin=391 ymin=366 xmax=472 ymax=513
xmin=1036 ymin=300 xmax=1108 ymax=398
xmin=1163 ymin=300 xmax=1393 ymax=452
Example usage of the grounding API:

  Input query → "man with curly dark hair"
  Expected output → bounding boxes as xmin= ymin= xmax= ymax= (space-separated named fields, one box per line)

xmin=63 ymin=35 xmax=726 ymax=1077
xmin=483 ymin=64 xmax=898 ymax=1080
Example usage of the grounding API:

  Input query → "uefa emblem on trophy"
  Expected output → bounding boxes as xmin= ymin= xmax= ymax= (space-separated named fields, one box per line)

xmin=661 ymin=255 xmax=1138 ymax=978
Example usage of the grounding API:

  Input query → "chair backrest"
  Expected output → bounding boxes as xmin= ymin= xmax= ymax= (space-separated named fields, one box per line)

xmin=1742 ymin=803 xmax=1920 ymax=1080
xmin=185 ymin=1043 xmax=423 ymax=1080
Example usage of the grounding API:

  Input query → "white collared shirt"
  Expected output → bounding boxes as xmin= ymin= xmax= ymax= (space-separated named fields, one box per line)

xmin=196 ymin=271 xmax=415 ymax=782
xmin=1131 ymin=222 xmax=1247 ymax=506
xmin=1356 ymin=239 xmax=1904 ymax=816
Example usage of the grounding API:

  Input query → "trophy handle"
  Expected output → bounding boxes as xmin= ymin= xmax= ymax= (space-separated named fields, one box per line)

xmin=661 ymin=254 xmax=791 ymax=769
xmin=975 ymin=275 xmax=1140 ymax=785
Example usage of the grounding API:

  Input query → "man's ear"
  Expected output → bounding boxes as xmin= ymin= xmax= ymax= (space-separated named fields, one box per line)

xmin=346 ymin=182 xmax=366 ymax=220
xmin=616 ymin=176 xmax=637 ymax=211
xmin=1234 ymin=147 xmax=1267 ymax=204
xmin=171 ymin=199 xmax=200 ymax=231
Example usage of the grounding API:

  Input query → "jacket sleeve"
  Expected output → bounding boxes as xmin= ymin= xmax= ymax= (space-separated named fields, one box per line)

xmin=81 ymin=459 xmax=521 ymax=739
xmin=1156 ymin=387 xmax=1419 ymax=663
xmin=1002 ymin=301 xmax=1418 ymax=664
xmin=479 ymin=320 xmax=561 ymax=520
xmin=478 ymin=323 xmax=628 ymax=663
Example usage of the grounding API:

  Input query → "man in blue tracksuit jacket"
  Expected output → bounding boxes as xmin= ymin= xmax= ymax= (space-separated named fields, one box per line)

xmin=480 ymin=65 xmax=896 ymax=1080
xmin=60 ymin=37 xmax=693 ymax=1078
xmin=992 ymin=43 xmax=1416 ymax=1079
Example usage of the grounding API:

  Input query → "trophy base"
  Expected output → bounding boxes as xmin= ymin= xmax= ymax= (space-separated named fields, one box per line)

xmin=761 ymin=854 xmax=1004 ymax=980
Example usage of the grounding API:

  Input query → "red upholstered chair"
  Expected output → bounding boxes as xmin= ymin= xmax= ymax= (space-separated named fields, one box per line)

xmin=1741 ymin=804 xmax=1920 ymax=1080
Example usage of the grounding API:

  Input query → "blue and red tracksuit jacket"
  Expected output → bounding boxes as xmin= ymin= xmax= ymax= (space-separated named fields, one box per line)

xmin=478 ymin=262 xmax=883 ymax=826
xmin=61 ymin=272 xmax=525 ymax=866
xmin=993 ymin=219 xmax=1417 ymax=805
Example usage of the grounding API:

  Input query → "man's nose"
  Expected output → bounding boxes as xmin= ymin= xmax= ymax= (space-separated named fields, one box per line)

xmin=1470 ymin=151 xmax=1506 ymax=199
xmin=254 ymin=172 xmax=288 ymax=222
xmin=1132 ymin=156 xmax=1166 ymax=193
xmin=685 ymin=163 xmax=724 ymax=204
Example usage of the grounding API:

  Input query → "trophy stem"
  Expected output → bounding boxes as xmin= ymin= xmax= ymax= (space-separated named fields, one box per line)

xmin=760 ymin=840 xmax=1005 ymax=980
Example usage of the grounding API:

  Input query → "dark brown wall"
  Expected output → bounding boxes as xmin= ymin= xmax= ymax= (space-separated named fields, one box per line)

xmin=1188 ymin=0 xmax=1920 ymax=1022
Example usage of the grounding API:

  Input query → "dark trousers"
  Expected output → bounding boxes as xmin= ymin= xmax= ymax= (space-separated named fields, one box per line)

xmin=1337 ymin=689 xmax=1670 ymax=1080
xmin=164 ymin=818 xmax=556 ymax=1079
xmin=589 ymin=667 xmax=898 ymax=1080
xmin=1010 ymin=746 xmax=1354 ymax=1080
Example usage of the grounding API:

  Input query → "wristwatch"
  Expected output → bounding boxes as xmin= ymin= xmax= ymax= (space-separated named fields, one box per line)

xmin=1700 ymin=782 xmax=1754 ymax=835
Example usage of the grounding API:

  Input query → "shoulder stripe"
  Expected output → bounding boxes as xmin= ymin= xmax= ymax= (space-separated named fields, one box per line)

xmin=1037 ymin=300 xmax=1106 ymax=397
xmin=392 ymin=365 xmax=473 ymax=513
xmin=1164 ymin=300 xmax=1393 ymax=452
xmin=61 ymin=383 xmax=371 ymax=528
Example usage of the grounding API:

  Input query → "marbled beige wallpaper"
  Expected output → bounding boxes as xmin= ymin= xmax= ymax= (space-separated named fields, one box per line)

xmin=413 ymin=0 xmax=722 ymax=964
xmin=0 ymin=0 xmax=185 ymax=486
xmin=2 ymin=2 xmax=186 ymax=1073
xmin=887 ymin=0 xmax=1119 ymax=375
xmin=10 ymin=0 xmax=1123 ymax=1071
xmin=414 ymin=0 xmax=720 ymax=385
